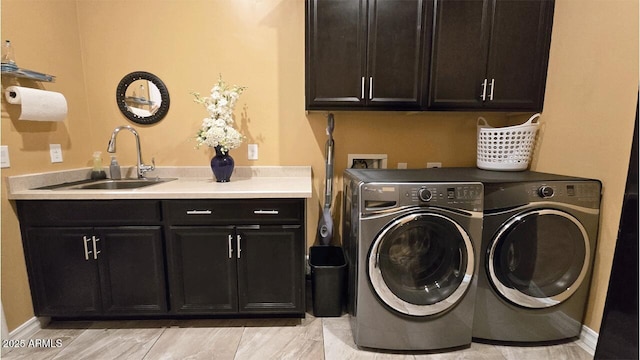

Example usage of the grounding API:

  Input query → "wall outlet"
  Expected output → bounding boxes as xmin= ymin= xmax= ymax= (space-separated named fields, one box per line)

xmin=397 ymin=162 xmax=408 ymax=169
xmin=0 ymin=146 xmax=10 ymax=168
xmin=248 ymin=144 xmax=258 ymax=160
xmin=49 ymin=144 xmax=63 ymax=163
xmin=427 ymin=162 xmax=442 ymax=168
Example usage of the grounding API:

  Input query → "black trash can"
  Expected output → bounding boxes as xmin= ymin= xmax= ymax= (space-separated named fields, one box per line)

xmin=309 ymin=245 xmax=346 ymax=317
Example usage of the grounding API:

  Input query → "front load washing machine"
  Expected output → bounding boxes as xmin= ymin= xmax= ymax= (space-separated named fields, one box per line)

xmin=470 ymin=171 xmax=601 ymax=343
xmin=342 ymin=169 xmax=483 ymax=350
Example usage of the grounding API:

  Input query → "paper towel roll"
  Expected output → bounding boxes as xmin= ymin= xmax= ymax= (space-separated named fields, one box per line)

xmin=4 ymin=86 xmax=67 ymax=121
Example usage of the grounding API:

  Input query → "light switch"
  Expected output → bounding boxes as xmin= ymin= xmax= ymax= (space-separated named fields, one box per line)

xmin=248 ymin=144 xmax=258 ymax=160
xmin=50 ymin=144 xmax=63 ymax=163
xmin=0 ymin=146 xmax=10 ymax=168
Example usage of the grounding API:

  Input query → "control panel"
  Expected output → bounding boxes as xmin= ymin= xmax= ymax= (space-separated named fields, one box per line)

xmin=527 ymin=182 xmax=601 ymax=202
xmin=360 ymin=182 xmax=483 ymax=212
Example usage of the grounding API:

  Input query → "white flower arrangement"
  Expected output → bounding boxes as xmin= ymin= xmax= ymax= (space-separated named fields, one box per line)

xmin=193 ymin=76 xmax=246 ymax=154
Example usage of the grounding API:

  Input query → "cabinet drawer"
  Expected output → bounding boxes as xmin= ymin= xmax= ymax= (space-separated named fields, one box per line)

xmin=165 ymin=199 xmax=304 ymax=225
xmin=17 ymin=200 xmax=162 ymax=226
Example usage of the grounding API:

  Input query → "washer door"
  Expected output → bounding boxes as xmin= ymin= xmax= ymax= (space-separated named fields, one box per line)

xmin=368 ymin=212 xmax=474 ymax=317
xmin=488 ymin=209 xmax=590 ymax=308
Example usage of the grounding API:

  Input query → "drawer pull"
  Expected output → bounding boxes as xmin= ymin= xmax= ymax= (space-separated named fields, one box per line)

xmin=186 ymin=210 xmax=213 ymax=215
xmin=228 ymin=235 xmax=233 ymax=259
xmin=253 ymin=210 xmax=279 ymax=215
xmin=237 ymin=235 xmax=242 ymax=259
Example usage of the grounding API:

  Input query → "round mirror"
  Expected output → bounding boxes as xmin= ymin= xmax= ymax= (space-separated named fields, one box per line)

xmin=116 ymin=71 xmax=170 ymax=125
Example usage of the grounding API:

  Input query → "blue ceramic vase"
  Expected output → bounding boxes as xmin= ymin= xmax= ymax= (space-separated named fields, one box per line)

xmin=210 ymin=146 xmax=234 ymax=182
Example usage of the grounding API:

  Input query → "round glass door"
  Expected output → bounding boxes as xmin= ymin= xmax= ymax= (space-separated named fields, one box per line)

xmin=488 ymin=209 xmax=590 ymax=308
xmin=368 ymin=212 xmax=474 ymax=317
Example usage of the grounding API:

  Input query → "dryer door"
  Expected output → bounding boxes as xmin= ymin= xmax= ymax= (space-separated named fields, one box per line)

xmin=368 ymin=212 xmax=474 ymax=316
xmin=488 ymin=209 xmax=590 ymax=308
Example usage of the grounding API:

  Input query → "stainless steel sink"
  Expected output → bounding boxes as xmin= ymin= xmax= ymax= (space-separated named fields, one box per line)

xmin=36 ymin=178 xmax=177 ymax=190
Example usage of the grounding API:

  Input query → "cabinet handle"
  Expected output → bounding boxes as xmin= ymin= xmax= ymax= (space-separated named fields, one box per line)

xmin=236 ymin=234 xmax=242 ymax=259
xmin=186 ymin=210 xmax=212 ymax=215
xmin=488 ymin=78 xmax=495 ymax=101
xmin=369 ymin=77 xmax=373 ymax=100
xmin=228 ymin=234 xmax=233 ymax=259
xmin=82 ymin=236 xmax=91 ymax=261
xmin=360 ymin=77 xmax=365 ymax=99
xmin=92 ymin=236 xmax=100 ymax=260
xmin=480 ymin=78 xmax=488 ymax=101
xmin=253 ymin=209 xmax=279 ymax=215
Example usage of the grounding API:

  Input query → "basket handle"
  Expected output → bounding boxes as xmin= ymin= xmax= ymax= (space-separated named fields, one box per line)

xmin=525 ymin=113 xmax=541 ymax=125
xmin=477 ymin=116 xmax=489 ymax=127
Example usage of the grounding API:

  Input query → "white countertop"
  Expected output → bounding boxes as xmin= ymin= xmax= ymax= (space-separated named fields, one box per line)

xmin=6 ymin=166 xmax=312 ymax=200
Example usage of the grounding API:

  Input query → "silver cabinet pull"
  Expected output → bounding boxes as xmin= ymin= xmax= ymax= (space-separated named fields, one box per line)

xmin=253 ymin=210 xmax=279 ymax=215
xmin=480 ymin=78 xmax=488 ymax=101
xmin=83 ymin=236 xmax=91 ymax=261
xmin=228 ymin=234 xmax=233 ymax=259
xmin=186 ymin=210 xmax=212 ymax=215
xmin=92 ymin=236 xmax=100 ymax=260
xmin=369 ymin=76 xmax=373 ymax=99
xmin=361 ymin=77 xmax=365 ymax=99
xmin=488 ymin=78 xmax=495 ymax=100
xmin=236 ymin=235 xmax=242 ymax=259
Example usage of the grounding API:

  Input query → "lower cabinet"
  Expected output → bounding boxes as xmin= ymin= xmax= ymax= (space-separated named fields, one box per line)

xmin=165 ymin=199 xmax=306 ymax=316
xmin=17 ymin=198 xmax=306 ymax=319
xmin=25 ymin=226 xmax=167 ymax=317
xmin=168 ymin=226 xmax=304 ymax=315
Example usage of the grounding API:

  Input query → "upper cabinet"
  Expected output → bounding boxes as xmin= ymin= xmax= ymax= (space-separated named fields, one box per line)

xmin=305 ymin=0 xmax=431 ymax=110
xmin=428 ymin=0 xmax=555 ymax=111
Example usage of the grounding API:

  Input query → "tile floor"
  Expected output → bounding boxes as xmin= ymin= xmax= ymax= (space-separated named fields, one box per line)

xmin=3 ymin=282 xmax=593 ymax=360
xmin=2 ymin=314 xmax=593 ymax=360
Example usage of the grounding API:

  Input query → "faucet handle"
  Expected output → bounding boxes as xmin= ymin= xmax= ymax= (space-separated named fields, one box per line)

xmin=139 ymin=157 xmax=156 ymax=178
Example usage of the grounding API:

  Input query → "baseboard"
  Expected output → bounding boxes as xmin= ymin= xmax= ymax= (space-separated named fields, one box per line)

xmin=7 ymin=316 xmax=50 ymax=340
xmin=576 ymin=324 xmax=598 ymax=356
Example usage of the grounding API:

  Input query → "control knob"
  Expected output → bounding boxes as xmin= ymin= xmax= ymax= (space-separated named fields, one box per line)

xmin=418 ymin=188 xmax=432 ymax=202
xmin=538 ymin=186 xmax=554 ymax=198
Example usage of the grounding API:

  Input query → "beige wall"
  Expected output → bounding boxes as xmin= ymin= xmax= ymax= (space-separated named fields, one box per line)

xmin=1 ymin=0 xmax=637 ymax=335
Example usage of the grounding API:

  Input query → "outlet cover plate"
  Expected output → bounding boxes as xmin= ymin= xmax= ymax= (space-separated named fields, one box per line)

xmin=248 ymin=144 xmax=258 ymax=160
xmin=50 ymin=144 xmax=63 ymax=163
xmin=0 ymin=146 xmax=9 ymax=168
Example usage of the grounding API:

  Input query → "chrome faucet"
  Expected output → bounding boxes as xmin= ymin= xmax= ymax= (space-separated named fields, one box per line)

xmin=107 ymin=125 xmax=155 ymax=179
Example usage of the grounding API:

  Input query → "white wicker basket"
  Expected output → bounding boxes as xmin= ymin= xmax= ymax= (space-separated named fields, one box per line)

xmin=476 ymin=113 xmax=540 ymax=171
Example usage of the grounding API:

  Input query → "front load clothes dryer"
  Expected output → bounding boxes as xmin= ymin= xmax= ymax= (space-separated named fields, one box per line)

xmin=471 ymin=171 xmax=601 ymax=343
xmin=342 ymin=169 xmax=483 ymax=351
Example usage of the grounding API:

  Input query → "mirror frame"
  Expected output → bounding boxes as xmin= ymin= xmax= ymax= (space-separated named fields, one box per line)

xmin=116 ymin=71 xmax=170 ymax=125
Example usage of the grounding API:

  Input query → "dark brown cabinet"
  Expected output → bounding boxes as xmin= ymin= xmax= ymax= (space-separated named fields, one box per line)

xmin=165 ymin=199 xmax=306 ymax=316
xmin=305 ymin=0 xmax=430 ymax=110
xmin=18 ymin=198 xmax=306 ymax=319
xmin=428 ymin=0 xmax=554 ymax=111
xmin=19 ymin=203 xmax=167 ymax=317
xmin=168 ymin=226 xmax=238 ymax=313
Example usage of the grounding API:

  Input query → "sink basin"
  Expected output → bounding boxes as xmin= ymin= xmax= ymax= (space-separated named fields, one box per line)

xmin=36 ymin=178 xmax=177 ymax=190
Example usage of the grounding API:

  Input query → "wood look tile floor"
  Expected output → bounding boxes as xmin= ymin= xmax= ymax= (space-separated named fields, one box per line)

xmin=2 ymin=314 xmax=593 ymax=360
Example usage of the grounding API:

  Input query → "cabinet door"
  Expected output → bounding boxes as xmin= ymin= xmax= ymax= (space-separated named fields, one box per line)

xmin=25 ymin=228 xmax=102 ymax=316
xmin=96 ymin=227 xmax=167 ymax=315
xmin=236 ymin=226 xmax=304 ymax=314
xmin=428 ymin=0 xmax=490 ymax=109
xmin=306 ymin=0 xmax=367 ymax=109
xmin=167 ymin=227 xmax=238 ymax=314
xmin=484 ymin=0 xmax=554 ymax=110
xmin=367 ymin=0 xmax=428 ymax=109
